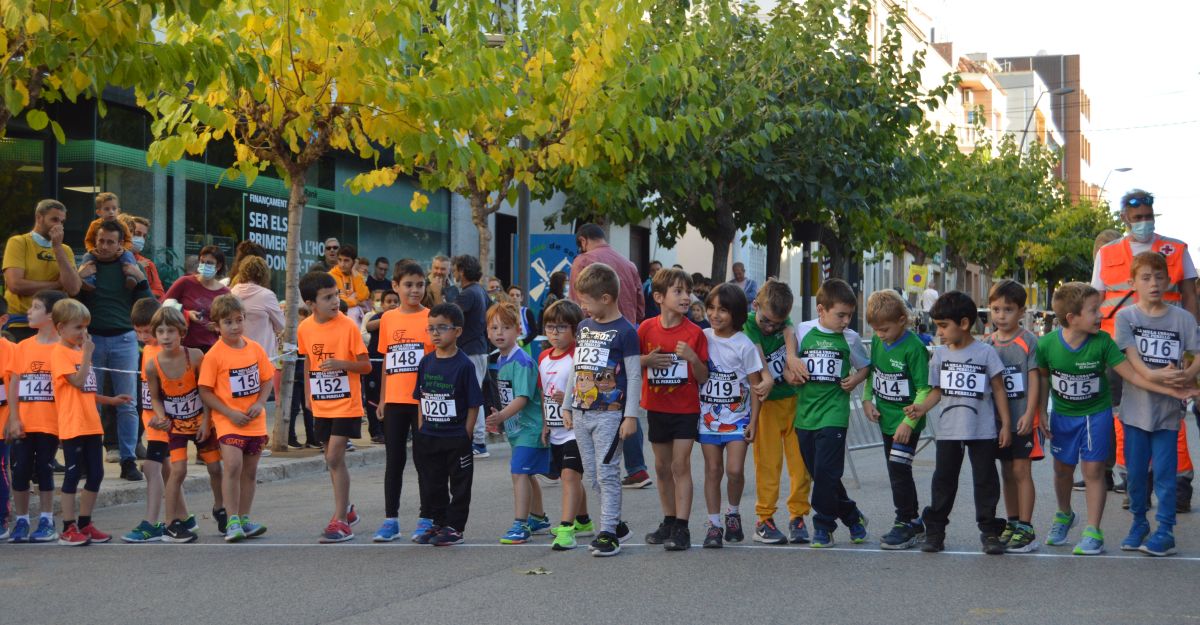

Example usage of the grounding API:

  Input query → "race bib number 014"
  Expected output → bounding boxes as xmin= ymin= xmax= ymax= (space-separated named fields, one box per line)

xmin=767 ymin=347 xmax=787 ymax=384
xmin=872 ymin=371 xmax=911 ymax=403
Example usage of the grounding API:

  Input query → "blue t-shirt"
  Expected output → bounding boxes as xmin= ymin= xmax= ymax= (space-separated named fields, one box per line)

xmin=455 ymin=283 xmax=490 ymax=355
xmin=571 ymin=317 xmax=640 ymax=413
xmin=413 ymin=349 xmax=484 ymax=437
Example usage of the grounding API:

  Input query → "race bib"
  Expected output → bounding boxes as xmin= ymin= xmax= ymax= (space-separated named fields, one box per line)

xmin=766 ymin=346 xmax=788 ymax=384
xmin=18 ymin=373 xmax=53 ymax=402
xmin=82 ymin=369 xmax=97 ymax=394
xmin=385 ymin=343 xmax=422 ymax=374
xmin=939 ymin=362 xmax=986 ymax=399
xmin=140 ymin=384 xmax=153 ymax=412
xmin=543 ymin=400 xmax=564 ymax=427
xmin=802 ymin=349 xmax=843 ymax=383
xmin=1134 ymin=327 xmax=1182 ymax=368
xmin=421 ymin=393 xmax=457 ymax=423
xmin=1051 ymin=372 xmax=1101 ymax=402
xmin=164 ymin=389 xmax=203 ymax=420
xmin=229 ymin=365 xmax=261 ymax=398
xmin=0 ymin=381 xmax=7 ymax=406
xmin=1001 ymin=365 xmax=1026 ymax=399
xmin=648 ymin=356 xmax=687 ymax=386
xmin=872 ymin=371 xmax=911 ymax=403
xmin=309 ymin=370 xmax=351 ymax=401
xmin=573 ymin=345 xmax=610 ymax=370
xmin=497 ymin=379 xmax=515 ymax=407
xmin=700 ymin=370 xmax=739 ymax=405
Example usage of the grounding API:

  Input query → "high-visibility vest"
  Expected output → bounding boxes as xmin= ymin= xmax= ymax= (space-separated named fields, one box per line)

xmin=1097 ymin=236 xmax=1189 ymax=336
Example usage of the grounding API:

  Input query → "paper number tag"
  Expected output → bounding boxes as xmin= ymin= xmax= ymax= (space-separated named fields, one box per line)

xmin=309 ymin=371 xmax=351 ymax=401
xmin=385 ymin=343 xmax=422 ymax=374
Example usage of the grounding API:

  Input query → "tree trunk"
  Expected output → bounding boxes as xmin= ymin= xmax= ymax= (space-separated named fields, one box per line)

xmin=271 ymin=174 xmax=307 ymax=451
xmin=471 ymin=192 xmax=493 ymax=275
xmin=765 ymin=220 xmax=782 ymax=280
xmin=710 ymin=235 xmax=731 ymax=284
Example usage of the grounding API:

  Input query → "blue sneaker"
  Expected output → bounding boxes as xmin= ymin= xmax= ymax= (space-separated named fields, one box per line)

xmin=122 ymin=520 xmax=164 ymax=543
xmin=788 ymin=517 xmax=810 ymax=544
xmin=848 ymin=513 xmax=868 ymax=544
xmin=183 ymin=514 xmax=198 ymax=533
xmin=472 ymin=444 xmax=490 ymax=458
xmin=527 ymin=514 xmax=552 ymax=535
xmin=1139 ymin=528 xmax=1177 ymax=557
xmin=500 ymin=521 xmax=532 ymax=545
xmin=411 ymin=518 xmax=434 ymax=543
xmin=1045 ymin=510 xmax=1076 ymax=546
xmin=810 ymin=527 xmax=834 ymax=548
xmin=242 ymin=519 xmax=268 ymax=539
xmin=8 ymin=518 xmax=30 ymax=543
xmin=1120 ymin=519 xmax=1151 ymax=551
xmin=1073 ymin=526 xmax=1104 ymax=555
xmin=413 ymin=524 xmax=440 ymax=545
xmin=31 ymin=517 xmax=58 ymax=543
xmin=374 ymin=519 xmax=401 ymax=543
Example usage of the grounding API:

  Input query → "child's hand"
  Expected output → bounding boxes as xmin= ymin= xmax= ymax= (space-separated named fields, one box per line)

xmin=1016 ymin=413 xmax=1033 ymax=436
xmin=839 ymin=375 xmax=861 ymax=392
xmin=122 ymin=261 xmax=146 ymax=283
xmin=1170 ymin=386 xmax=1199 ymax=401
xmin=5 ymin=419 xmax=23 ymax=442
xmin=485 ymin=409 xmax=504 ymax=429
xmin=541 ymin=426 xmax=549 ymax=446
xmin=319 ymin=359 xmax=347 ymax=372
xmin=863 ymin=400 xmax=880 ymax=423
xmin=563 ymin=411 xmax=574 ymax=430
xmin=998 ymin=428 xmax=1012 ymax=449
xmin=151 ymin=415 xmax=171 ymax=431
xmin=903 ymin=403 xmax=927 ymax=419
xmin=1038 ymin=418 xmax=1052 ymax=440
xmin=82 ymin=332 xmax=95 ymax=355
xmin=551 ymin=391 xmax=565 ymax=404
xmin=112 ymin=393 xmax=134 ymax=406
xmin=752 ymin=376 xmax=773 ymax=400
xmin=786 ymin=355 xmax=807 ymax=383
xmin=893 ymin=421 xmax=914 ymax=445
xmin=645 ymin=347 xmax=673 ymax=369
xmin=197 ymin=427 xmax=210 ymax=443
xmin=675 ymin=341 xmax=696 ymax=362
xmin=618 ymin=417 xmax=637 ymax=440
xmin=743 ymin=422 xmax=756 ymax=443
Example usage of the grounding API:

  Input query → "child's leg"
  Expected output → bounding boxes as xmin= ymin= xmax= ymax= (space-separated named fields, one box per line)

xmin=883 ymin=435 xmax=919 ymax=523
xmin=1053 ymin=459 xmax=1075 ymax=515
xmin=420 ymin=440 xmax=451 ymax=527
xmin=381 ymin=404 xmax=412 ymax=519
xmin=670 ymin=438 xmax=694 ymax=521
xmin=701 ymin=443 xmax=725 ymax=517
xmin=589 ymin=414 xmax=624 ymax=534
xmin=0 ymin=441 xmax=9 ymax=526
xmin=10 ymin=437 xmax=33 ymax=516
xmin=206 ymin=458 xmax=223 ymax=511
xmin=77 ymin=436 xmax=104 ymax=520
xmin=325 ymin=434 xmax=351 ymax=522
xmin=816 ymin=428 xmax=858 ymax=527
xmin=512 ymin=473 xmax=531 ymax=520
xmin=529 ymin=476 xmax=544 ymax=517
xmin=924 ymin=440 xmax=965 ymax=536
xmin=445 ymin=438 xmax=474 ymax=532
xmin=143 ymin=460 xmax=164 ymax=524
xmin=966 ymin=440 xmax=1004 ymax=537
xmin=1000 ymin=460 xmax=1018 ymax=520
xmin=1150 ymin=428 xmax=1177 ymax=530
xmin=561 ymin=468 xmax=585 ymax=523
xmin=166 ymin=458 xmax=189 ymax=523
xmin=780 ymin=402 xmax=812 ymax=521
xmin=220 ymin=445 xmax=244 ymax=516
xmin=60 ymin=437 xmax=84 ymax=523
xmin=1012 ymin=459 xmax=1035 ymax=524
xmin=1081 ymin=460 xmax=1107 ymax=528
xmin=725 ymin=440 xmax=748 ymax=509
xmin=651 ymin=441 xmax=675 ymax=517
xmin=239 ymin=452 xmax=262 ymax=517
xmin=36 ymin=435 xmax=57 ymax=515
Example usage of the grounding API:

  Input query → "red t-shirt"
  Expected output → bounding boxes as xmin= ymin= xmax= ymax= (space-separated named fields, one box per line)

xmin=638 ymin=316 xmax=708 ymax=414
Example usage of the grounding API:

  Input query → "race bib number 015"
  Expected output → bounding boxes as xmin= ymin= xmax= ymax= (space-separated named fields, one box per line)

xmin=939 ymin=362 xmax=986 ymax=399
xmin=385 ymin=343 xmax=422 ymax=374
xmin=767 ymin=347 xmax=787 ymax=384
xmin=1051 ymin=372 xmax=1101 ymax=402
xmin=1134 ymin=327 xmax=1181 ymax=368
xmin=802 ymin=349 xmax=843 ymax=383
xmin=872 ymin=371 xmax=911 ymax=403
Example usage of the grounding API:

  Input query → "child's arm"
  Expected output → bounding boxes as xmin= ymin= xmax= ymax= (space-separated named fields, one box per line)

xmin=247 ymin=372 xmax=270 ymax=423
xmin=676 ymin=340 xmax=709 ymax=386
xmin=1036 ymin=368 xmax=1051 ymax=439
xmin=65 ymin=335 xmax=95 ymax=389
xmin=466 ymin=406 xmax=478 ymax=439
xmin=991 ymin=375 xmax=1012 ymax=448
xmin=839 ymin=367 xmax=869 ymax=392
xmin=745 ymin=370 xmax=763 ymax=442
xmin=1121 ymin=346 xmax=1190 ymax=387
xmin=1018 ymin=372 xmax=1040 ymax=436
xmin=146 ymin=366 xmax=171 ymax=431
xmin=319 ymin=353 xmax=372 ymax=375
xmin=6 ymin=377 xmax=23 ymax=441
xmin=784 ymin=328 xmax=806 ymax=382
xmin=485 ymin=395 xmax=528 ymax=428
xmin=620 ymin=354 xmax=641 ymax=439
xmin=752 ymin=345 xmax=774 ymax=399
xmin=303 ymin=357 xmax=312 ymax=412
xmin=1113 ymin=360 xmax=1197 ymax=400
xmin=862 ymin=367 xmax=879 ymax=422
xmin=199 ymin=385 xmax=249 ymax=425
xmin=561 ymin=370 xmax=577 ymax=430
xmin=641 ymin=346 xmax=673 ymax=369
xmin=904 ymin=387 xmax=941 ymax=420
xmin=377 ymin=366 xmax=388 ymax=422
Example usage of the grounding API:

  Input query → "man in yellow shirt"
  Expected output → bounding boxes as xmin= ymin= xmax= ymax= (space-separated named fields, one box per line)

xmin=3 ymin=199 xmax=81 ymax=340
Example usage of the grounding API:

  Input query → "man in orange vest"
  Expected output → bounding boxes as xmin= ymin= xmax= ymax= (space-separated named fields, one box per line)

xmin=1093 ymin=189 xmax=1199 ymax=512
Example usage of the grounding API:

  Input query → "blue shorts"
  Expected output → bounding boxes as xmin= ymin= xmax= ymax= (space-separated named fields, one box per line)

xmin=699 ymin=433 xmax=747 ymax=446
xmin=1049 ymin=409 xmax=1113 ymax=465
xmin=510 ymin=446 xmax=551 ymax=475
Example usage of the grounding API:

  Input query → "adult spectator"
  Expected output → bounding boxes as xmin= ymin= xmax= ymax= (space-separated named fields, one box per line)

xmin=729 ymin=261 xmax=758 ymax=302
xmin=485 ymin=276 xmax=506 ymax=303
xmin=322 ymin=237 xmax=340 ymax=270
xmin=568 ymin=223 xmax=650 ymax=488
xmin=330 ymin=243 xmax=370 ymax=323
xmin=539 ymin=270 xmax=567 ymax=330
xmin=507 ymin=284 xmax=538 ymax=345
xmin=366 ymin=256 xmax=391 ymax=293
xmin=642 ymin=260 xmax=662 ymax=319
xmin=163 ymin=245 xmax=231 ymax=352
xmin=2 ymin=199 xmax=81 ymax=340
xmin=76 ymin=219 xmax=153 ymax=482
xmin=120 ymin=214 xmax=165 ymax=299
xmin=225 ymin=240 xmax=267 ymax=287
xmin=452 ymin=254 xmax=492 ymax=457
xmin=429 ymin=254 xmax=459 ymax=304
xmin=230 ymin=255 xmax=285 ymax=402
xmin=919 ymin=285 xmax=939 ymax=313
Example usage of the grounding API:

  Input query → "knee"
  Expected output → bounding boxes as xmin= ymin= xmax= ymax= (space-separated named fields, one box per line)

xmin=84 ymin=473 xmax=103 ymax=493
xmin=672 ymin=458 xmax=690 ymax=476
xmin=1053 ymin=462 xmax=1075 ymax=478
xmin=1081 ymin=462 xmax=1104 ymax=479
xmin=727 ymin=467 xmax=745 ymax=483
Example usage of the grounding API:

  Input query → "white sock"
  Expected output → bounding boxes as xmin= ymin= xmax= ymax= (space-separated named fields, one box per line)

xmin=17 ymin=515 xmax=29 ymax=523
xmin=386 ymin=517 xmax=398 ymax=522
xmin=727 ymin=505 xmax=739 ymax=515
xmin=39 ymin=512 xmax=52 ymax=522
xmin=708 ymin=514 xmax=721 ymax=527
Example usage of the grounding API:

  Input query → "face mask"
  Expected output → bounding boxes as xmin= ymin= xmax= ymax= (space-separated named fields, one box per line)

xmin=131 ymin=236 xmax=146 ymax=253
xmin=30 ymin=231 xmax=51 ymax=247
xmin=1130 ymin=220 xmax=1155 ymax=243
xmin=198 ymin=263 xmax=218 ymax=279
xmin=374 ymin=303 xmax=383 ymax=314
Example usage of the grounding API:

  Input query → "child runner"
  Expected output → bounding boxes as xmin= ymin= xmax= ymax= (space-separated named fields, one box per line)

xmin=51 ymin=298 xmax=134 ymax=545
xmin=985 ymin=280 xmax=1043 ymax=553
xmin=906 ymin=291 xmax=1011 ymax=554
xmin=412 ymin=303 xmax=483 ymax=547
xmin=5 ymin=289 xmax=68 ymax=543
xmin=485 ymin=302 xmax=552 ymax=544
xmin=122 ymin=297 xmax=169 ymax=543
xmin=639 ymin=267 xmax=709 ymax=551
xmin=862 ymin=290 xmax=931 ymax=550
xmin=198 ymin=294 xmax=275 ymax=543
xmin=1115 ymin=252 xmax=1200 ymax=556
xmin=538 ymin=299 xmax=593 ymax=550
xmin=698 ymin=284 xmax=762 ymax=548
xmin=373 ymin=262 xmax=434 ymax=542
xmin=562 ymin=262 xmax=639 ymax=557
xmin=298 ymin=271 xmax=372 ymax=543
xmin=0 ymin=300 xmax=13 ymax=539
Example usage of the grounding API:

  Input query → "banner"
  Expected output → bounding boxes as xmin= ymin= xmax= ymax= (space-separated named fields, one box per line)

xmin=528 ymin=234 xmax=577 ymax=315
xmin=906 ymin=264 xmax=929 ymax=292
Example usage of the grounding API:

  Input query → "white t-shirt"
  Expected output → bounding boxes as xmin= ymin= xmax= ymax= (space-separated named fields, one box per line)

xmin=538 ymin=348 xmax=575 ymax=446
xmin=699 ymin=329 xmax=763 ymax=438
xmin=1090 ymin=235 xmax=1198 ymax=291
xmin=920 ymin=288 xmax=939 ymax=311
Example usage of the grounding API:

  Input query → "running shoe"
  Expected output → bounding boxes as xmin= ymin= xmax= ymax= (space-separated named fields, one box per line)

xmin=620 ymin=470 xmax=652 ymax=489
xmin=1120 ymin=520 xmax=1150 ymax=551
xmin=615 ymin=521 xmax=632 ymax=543
xmin=982 ymin=534 xmax=1006 ymax=555
xmin=920 ymin=532 xmax=945 ymax=553
xmin=1140 ymin=529 xmax=1177 ymax=557
xmin=572 ymin=518 xmax=595 ymax=537
xmin=122 ymin=520 xmax=164 ymax=543
xmin=663 ymin=524 xmax=691 ymax=551
xmin=551 ymin=525 xmax=577 ymax=551
xmin=163 ymin=519 xmax=198 ymax=544
xmin=1045 ymin=510 xmax=1077 ymax=546
xmin=999 ymin=520 xmax=1017 ymax=545
xmin=411 ymin=518 xmax=434 ymax=542
xmin=413 ymin=524 xmax=441 ymax=545
xmin=788 ymin=517 xmax=811 ymax=544
xmin=810 ymin=527 xmax=834 ymax=549
xmin=432 ymin=527 xmax=464 ymax=547
xmin=8 ymin=517 xmax=31 ymax=543
xmin=346 ymin=504 xmax=361 ymax=527
xmin=754 ymin=518 xmax=787 ymax=544
xmin=880 ymin=521 xmax=918 ymax=550
xmin=30 ymin=517 xmax=57 ymax=543
xmin=225 ymin=518 xmax=247 ymax=543
xmin=526 ymin=513 xmax=552 ymax=535
xmin=724 ymin=513 xmax=744 ymax=543
xmin=319 ymin=520 xmax=354 ymax=543
xmin=501 ymin=521 xmax=532 ymax=545
xmin=645 ymin=521 xmax=672 ymax=545
xmin=847 ymin=512 xmax=868 ymax=544
xmin=1005 ymin=524 xmax=1038 ymax=553
xmin=374 ymin=519 xmax=401 ymax=543
xmin=58 ymin=523 xmax=90 ymax=546
xmin=703 ymin=522 xmax=724 ymax=548
xmin=1072 ymin=526 xmax=1104 ymax=555
xmin=242 ymin=518 xmax=267 ymax=538
xmin=472 ymin=444 xmax=490 ymax=458
xmin=213 ymin=508 xmax=229 ymax=534
xmin=79 ymin=523 xmax=111 ymax=544
xmin=589 ymin=531 xmax=620 ymax=557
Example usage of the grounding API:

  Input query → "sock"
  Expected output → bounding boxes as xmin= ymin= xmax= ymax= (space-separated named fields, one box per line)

xmin=675 ymin=518 xmax=688 ymax=528
xmin=663 ymin=515 xmax=676 ymax=527
xmin=1008 ymin=516 xmax=1018 ymax=523
xmin=386 ymin=517 xmax=398 ymax=522
xmin=78 ymin=515 xmax=91 ymax=528
xmin=727 ymin=505 xmax=739 ymax=515
xmin=515 ymin=517 xmax=526 ymax=526
xmin=560 ymin=521 xmax=573 ymax=527
xmin=530 ymin=512 xmax=547 ymax=521
xmin=41 ymin=512 xmax=53 ymax=522
xmin=63 ymin=520 xmax=74 ymax=532
xmin=576 ymin=514 xmax=591 ymax=524
xmin=708 ymin=514 xmax=721 ymax=527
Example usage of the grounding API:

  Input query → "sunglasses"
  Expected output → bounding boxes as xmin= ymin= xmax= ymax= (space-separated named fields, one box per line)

xmin=1124 ymin=196 xmax=1154 ymax=208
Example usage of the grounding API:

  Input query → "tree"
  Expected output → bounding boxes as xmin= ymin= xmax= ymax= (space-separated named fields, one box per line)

xmin=1024 ymin=197 xmax=1121 ymax=289
xmin=144 ymin=0 xmax=420 ymax=450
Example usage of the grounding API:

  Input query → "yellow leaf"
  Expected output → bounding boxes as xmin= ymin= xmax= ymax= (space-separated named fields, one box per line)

xmin=410 ymin=191 xmax=429 ymax=212
xmin=25 ymin=14 xmax=47 ymax=34
xmin=71 ymin=67 xmax=90 ymax=91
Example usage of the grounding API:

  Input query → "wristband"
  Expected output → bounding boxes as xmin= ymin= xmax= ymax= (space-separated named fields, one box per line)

xmin=902 ymin=416 xmax=920 ymax=429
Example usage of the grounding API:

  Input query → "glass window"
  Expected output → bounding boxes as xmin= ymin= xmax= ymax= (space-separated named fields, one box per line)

xmin=0 ymin=136 xmax=48 ymax=247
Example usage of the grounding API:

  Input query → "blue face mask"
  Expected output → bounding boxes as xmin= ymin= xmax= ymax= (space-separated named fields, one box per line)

xmin=1130 ymin=220 xmax=1155 ymax=243
xmin=30 ymin=231 xmax=51 ymax=247
xmin=197 ymin=263 xmax=218 ymax=279
xmin=131 ymin=236 xmax=145 ymax=253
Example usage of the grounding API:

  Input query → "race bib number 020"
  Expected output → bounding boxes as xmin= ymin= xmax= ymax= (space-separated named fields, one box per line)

xmin=939 ymin=362 xmax=986 ymax=399
xmin=421 ymin=393 xmax=457 ymax=423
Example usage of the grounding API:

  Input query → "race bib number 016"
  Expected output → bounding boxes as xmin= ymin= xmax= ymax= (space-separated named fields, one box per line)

xmin=385 ymin=343 xmax=422 ymax=374
xmin=421 ymin=393 xmax=457 ymax=423
xmin=309 ymin=371 xmax=351 ymax=401
xmin=1134 ymin=327 xmax=1181 ymax=368
xmin=872 ymin=371 xmax=911 ymax=403
xmin=229 ymin=365 xmax=261 ymax=398
xmin=1051 ymin=372 xmax=1101 ymax=402
xmin=939 ymin=362 xmax=986 ymax=399
xmin=18 ymin=373 xmax=53 ymax=402
xmin=802 ymin=349 xmax=843 ymax=383
xmin=1001 ymin=365 xmax=1026 ymax=399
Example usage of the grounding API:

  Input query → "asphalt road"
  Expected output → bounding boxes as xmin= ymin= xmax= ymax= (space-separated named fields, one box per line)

xmin=4 ymin=432 xmax=1199 ymax=625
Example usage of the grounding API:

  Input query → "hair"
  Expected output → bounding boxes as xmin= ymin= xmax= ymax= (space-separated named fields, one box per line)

xmin=1093 ymin=229 xmax=1122 ymax=256
xmin=705 ymin=283 xmax=749 ymax=329
xmin=94 ymin=192 xmax=119 ymax=210
xmin=649 ymin=260 xmax=662 ymax=268
xmin=51 ymin=298 xmax=90 ymax=326
xmin=374 ymin=256 xmax=389 ymax=266
xmin=32 ymin=289 xmax=68 ymax=315
xmin=129 ymin=215 xmax=150 ymax=230
xmin=35 ymin=199 xmax=65 ymax=216
xmin=542 ymin=298 xmax=583 ymax=330
xmin=575 ymin=223 xmax=607 ymax=242
xmin=865 ymin=290 xmax=909 ymax=325
xmin=732 ymin=262 xmax=745 ymax=270
xmin=987 ymin=279 xmax=1027 ymax=308
xmin=917 ymin=322 xmax=928 ymax=333
xmin=381 ymin=290 xmax=401 ymax=303
xmin=755 ymin=280 xmax=793 ymax=319
xmin=575 ymin=262 xmax=620 ymax=301
xmin=356 ymin=257 xmax=369 ymax=266
xmin=131 ymin=297 xmax=162 ymax=327
xmin=209 ymin=293 xmax=245 ymax=322
xmin=652 ymin=267 xmax=692 ymax=295
xmin=197 ymin=245 xmax=227 ymax=276
xmin=115 ymin=214 xmax=140 ymax=239
xmin=300 ymin=270 xmax=337 ymax=303
xmin=507 ymin=284 xmax=524 ymax=296
xmin=429 ymin=302 xmax=464 ymax=327
xmin=816 ymin=278 xmax=857 ymax=310
xmin=432 ymin=254 xmax=450 ymax=264
xmin=235 ymin=256 xmax=271 ymax=288
xmin=150 ymin=306 xmax=188 ymax=335
xmin=393 ymin=261 xmax=426 ymax=282
xmin=1051 ymin=282 xmax=1099 ymax=320
xmin=690 ymin=272 xmax=706 ymax=288
xmin=1131 ymin=250 xmax=1169 ymax=278
xmin=337 ymin=244 xmax=358 ymax=260
xmin=549 ymin=271 xmax=567 ymax=297
xmin=94 ymin=218 xmax=127 ymax=243
xmin=451 ymin=255 xmax=483 ymax=282
xmin=929 ymin=290 xmax=978 ymax=326
xmin=486 ymin=302 xmax=521 ymax=327
xmin=1120 ymin=188 xmax=1153 ymax=212
xmin=228 ymin=240 xmax=266 ymax=284
xmin=486 ymin=275 xmax=504 ymax=288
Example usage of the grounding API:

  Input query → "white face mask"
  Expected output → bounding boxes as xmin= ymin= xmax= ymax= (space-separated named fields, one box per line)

xmin=131 ymin=236 xmax=146 ymax=253
xmin=30 ymin=231 xmax=51 ymax=247
xmin=1130 ymin=220 xmax=1155 ymax=244
xmin=197 ymin=263 xmax=218 ymax=279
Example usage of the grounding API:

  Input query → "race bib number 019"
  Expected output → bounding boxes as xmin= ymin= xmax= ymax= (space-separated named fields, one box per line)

xmin=1134 ymin=327 xmax=1181 ymax=368
xmin=872 ymin=371 xmax=911 ymax=403
xmin=1001 ymin=365 xmax=1026 ymax=399
xmin=700 ymin=370 xmax=739 ymax=405
xmin=802 ymin=349 xmax=843 ymax=383
xmin=309 ymin=371 xmax=351 ymax=401
xmin=18 ymin=373 xmax=53 ymax=402
xmin=1051 ymin=372 xmax=1101 ymax=402
xmin=421 ymin=393 xmax=457 ymax=423
xmin=648 ymin=357 xmax=687 ymax=386
xmin=939 ymin=362 xmax=986 ymax=399
xmin=229 ymin=365 xmax=261 ymax=398
xmin=385 ymin=343 xmax=422 ymax=374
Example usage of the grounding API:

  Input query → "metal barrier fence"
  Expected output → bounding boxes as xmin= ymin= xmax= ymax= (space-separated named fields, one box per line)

xmin=844 ymin=388 xmax=938 ymax=489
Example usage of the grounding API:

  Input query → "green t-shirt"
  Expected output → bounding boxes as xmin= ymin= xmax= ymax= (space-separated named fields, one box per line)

xmin=865 ymin=331 xmax=931 ymax=436
xmin=497 ymin=348 xmax=547 ymax=448
xmin=793 ymin=320 xmax=871 ymax=430
xmin=1035 ymin=329 xmax=1126 ymax=417
xmin=743 ymin=311 xmax=797 ymax=400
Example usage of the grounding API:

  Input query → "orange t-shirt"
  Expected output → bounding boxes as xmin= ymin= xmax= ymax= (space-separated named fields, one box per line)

xmin=146 ymin=348 xmax=205 ymax=437
xmin=298 ymin=312 xmax=368 ymax=418
xmin=139 ymin=343 xmax=169 ymax=443
xmin=51 ymin=343 xmax=103 ymax=441
xmin=329 ymin=266 xmax=369 ymax=307
xmin=376 ymin=307 xmax=433 ymax=406
xmin=11 ymin=337 xmax=59 ymax=435
xmin=198 ymin=337 xmax=275 ymax=437
xmin=0 ymin=337 xmax=14 ymax=431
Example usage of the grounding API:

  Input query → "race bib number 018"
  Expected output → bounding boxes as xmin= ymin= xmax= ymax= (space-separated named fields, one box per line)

xmin=648 ymin=357 xmax=686 ymax=386
xmin=229 ymin=365 xmax=261 ymax=398
xmin=421 ymin=393 xmax=457 ymax=423
xmin=1001 ymin=365 xmax=1026 ymax=399
xmin=309 ymin=371 xmax=351 ymax=401
xmin=18 ymin=373 xmax=53 ymax=402
xmin=385 ymin=343 xmax=422 ymax=374
xmin=872 ymin=371 xmax=911 ymax=403
xmin=1051 ymin=372 xmax=1101 ymax=402
xmin=803 ymin=349 xmax=843 ymax=383
xmin=939 ymin=362 xmax=986 ymax=399
xmin=1134 ymin=327 xmax=1181 ymax=368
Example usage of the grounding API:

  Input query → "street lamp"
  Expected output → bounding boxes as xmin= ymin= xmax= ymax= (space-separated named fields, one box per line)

xmin=1098 ymin=167 xmax=1133 ymax=205
xmin=1018 ymin=86 xmax=1075 ymax=154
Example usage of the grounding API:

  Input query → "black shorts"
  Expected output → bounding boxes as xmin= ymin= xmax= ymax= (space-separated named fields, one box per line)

xmin=314 ymin=417 xmax=363 ymax=443
xmin=996 ymin=431 xmax=1044 ymax=462
xmin=647 ymin=411 xmax=699 ymax=444
xmin=145 ymin=440 xmax=169 ymax=464
xmin=551 ymin=440 xmax=585 ymax=475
